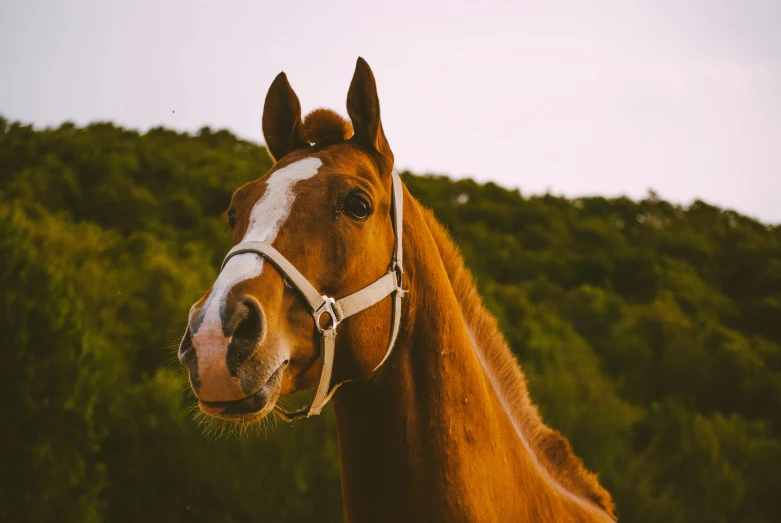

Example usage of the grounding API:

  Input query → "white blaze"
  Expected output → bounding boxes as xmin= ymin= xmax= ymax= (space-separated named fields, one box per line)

xmin=192 ymin=157 xmax=323 ymax=350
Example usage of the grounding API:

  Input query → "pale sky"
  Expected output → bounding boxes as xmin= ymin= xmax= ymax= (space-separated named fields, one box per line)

xmin=1 ymin=0 xmax=779 ymax=223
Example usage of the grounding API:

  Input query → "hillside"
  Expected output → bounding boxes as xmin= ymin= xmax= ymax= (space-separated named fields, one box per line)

xmin=1 ymin=118 xmax=780 ymax=522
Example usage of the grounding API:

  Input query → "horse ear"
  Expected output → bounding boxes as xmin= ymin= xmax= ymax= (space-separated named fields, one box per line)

xmin=346 ymin=57 xmax=394 ymax=172
xmin=263 ymin=72 xmax=309 ymax=162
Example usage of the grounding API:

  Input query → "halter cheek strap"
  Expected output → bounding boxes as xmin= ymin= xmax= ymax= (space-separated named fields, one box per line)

xmin=220 ymin=170 xmax=406 ymax=421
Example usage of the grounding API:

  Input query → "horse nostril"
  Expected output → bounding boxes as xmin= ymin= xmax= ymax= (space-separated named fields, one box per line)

xmin=178 ymin=327 xmax=200 ymax=391
xmin=178 ymin=327 xmax=194 ymax=362
xmin=226 ymin=298 xmax=265 ymax=374
xmin=234 ymin=299 xmax=262 ymax=342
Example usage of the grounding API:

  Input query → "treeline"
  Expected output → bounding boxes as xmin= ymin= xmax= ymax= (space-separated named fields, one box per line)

xmin=1 ymin=118 xmax=779 ymax=522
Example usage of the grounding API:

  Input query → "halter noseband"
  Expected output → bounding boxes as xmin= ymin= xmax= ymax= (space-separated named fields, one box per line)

xmin=220 ymin=170 xmax=406 ymax=421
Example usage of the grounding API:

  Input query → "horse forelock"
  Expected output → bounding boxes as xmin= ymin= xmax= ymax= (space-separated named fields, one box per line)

xmin=302 ymin=109 xmax=353 ymax=145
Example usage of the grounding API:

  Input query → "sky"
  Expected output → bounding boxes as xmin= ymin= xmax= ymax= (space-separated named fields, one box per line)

xmin=1 ymin=0 xmax=779 ymax=223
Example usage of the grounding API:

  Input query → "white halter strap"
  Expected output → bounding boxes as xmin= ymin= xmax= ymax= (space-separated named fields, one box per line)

xmin=220 ymin=170 xmax=406 ymax=420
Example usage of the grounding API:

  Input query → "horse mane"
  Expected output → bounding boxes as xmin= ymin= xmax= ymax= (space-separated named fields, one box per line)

xmin=419 ymin=206 xmax=616 ymax=518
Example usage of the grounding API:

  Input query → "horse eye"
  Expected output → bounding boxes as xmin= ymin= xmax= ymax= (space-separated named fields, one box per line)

xmin=228 ymin=208 xmax=237 ymax=229
xmin=342 ymin=193 xmax=372 ymax=220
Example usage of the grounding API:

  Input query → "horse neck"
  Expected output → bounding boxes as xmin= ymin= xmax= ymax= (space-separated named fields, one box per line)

xmin=332 ymin=194 xmax=606 ymax=523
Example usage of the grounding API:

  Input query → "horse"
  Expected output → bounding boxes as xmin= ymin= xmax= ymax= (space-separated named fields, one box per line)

xmin=179 ymin=57 xmax=616 ymax=522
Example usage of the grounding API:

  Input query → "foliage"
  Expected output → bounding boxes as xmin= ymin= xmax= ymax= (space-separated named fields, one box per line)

xmin=2 ymin=117 xmax=780 ymax=522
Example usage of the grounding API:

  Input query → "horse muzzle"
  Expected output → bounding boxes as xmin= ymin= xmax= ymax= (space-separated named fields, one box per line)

xmin=197 ymin=361 xmax=286 ymax=422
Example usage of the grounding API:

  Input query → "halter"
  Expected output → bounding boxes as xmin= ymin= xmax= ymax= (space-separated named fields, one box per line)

xmin=220 ymin=170 xmax=406 ymax=421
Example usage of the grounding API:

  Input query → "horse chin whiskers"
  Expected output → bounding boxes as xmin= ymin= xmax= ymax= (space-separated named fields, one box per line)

xmin=192 ymin=406 xmax=279 ymax=441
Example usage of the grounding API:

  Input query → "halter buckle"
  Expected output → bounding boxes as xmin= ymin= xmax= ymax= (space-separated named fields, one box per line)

xmin=314 ymin=296 xmax=340 ymax=333
xmin=391 ymin=261 xmax=406 ymax=294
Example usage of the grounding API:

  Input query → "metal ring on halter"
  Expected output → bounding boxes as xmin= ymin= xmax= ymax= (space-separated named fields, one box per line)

xmin=314 ymin=296 xmax=339 ymax=333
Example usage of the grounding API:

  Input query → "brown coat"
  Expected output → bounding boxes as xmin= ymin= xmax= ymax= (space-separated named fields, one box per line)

xmin=180 ymin=58 xmax=616 ymax=522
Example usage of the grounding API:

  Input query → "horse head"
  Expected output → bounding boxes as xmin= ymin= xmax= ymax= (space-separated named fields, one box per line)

xmin=179 ymin=58 xmax=402 ymax=423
